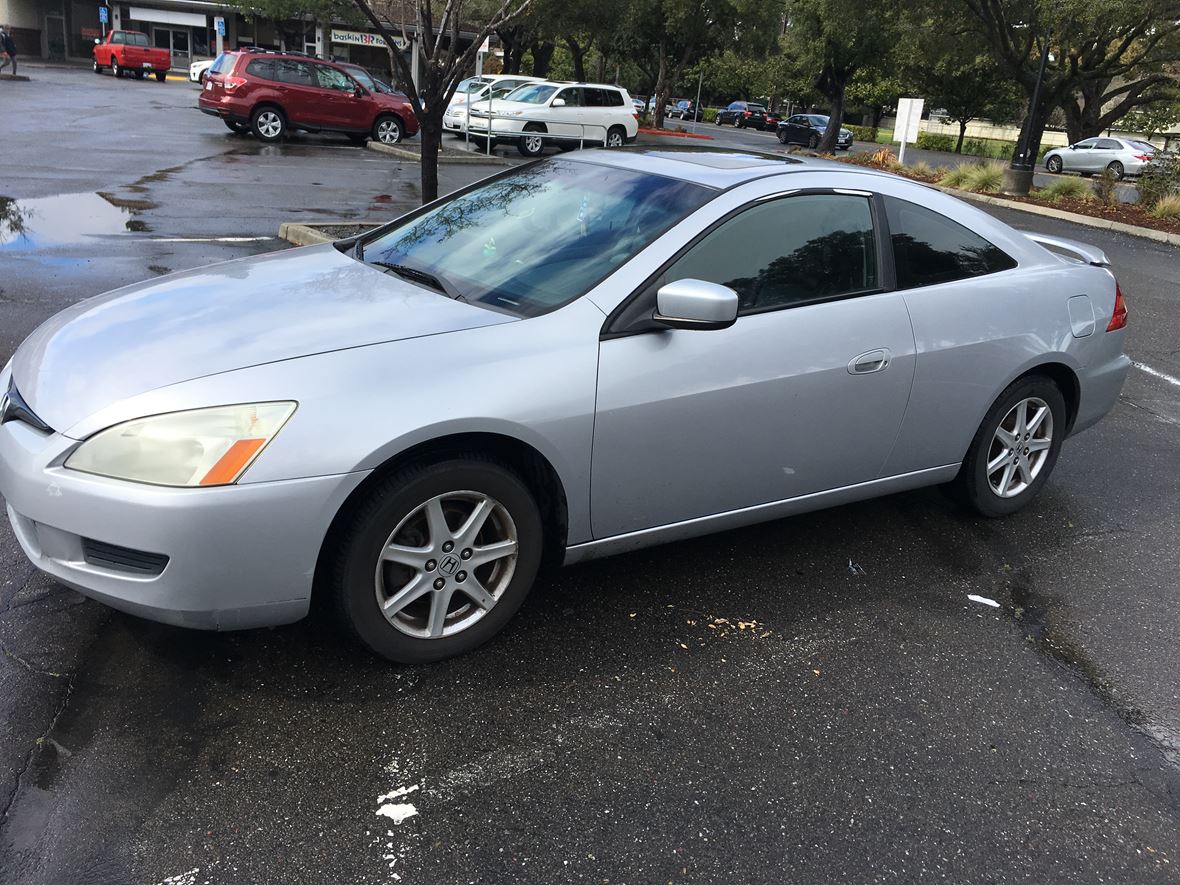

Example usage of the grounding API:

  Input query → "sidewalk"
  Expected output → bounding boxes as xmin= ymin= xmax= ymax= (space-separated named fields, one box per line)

xmin=17 ymin=56 xmax=190 ymax=82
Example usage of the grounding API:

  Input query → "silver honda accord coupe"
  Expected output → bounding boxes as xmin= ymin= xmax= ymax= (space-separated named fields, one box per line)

xmin=0 ymin=149 xmax=1130 ymax=663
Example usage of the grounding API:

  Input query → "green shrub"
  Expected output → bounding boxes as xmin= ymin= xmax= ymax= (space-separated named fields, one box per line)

xmin=1137 ymin=155 xmax=1180 ymax=208
xmin=702 ymin=107 xmax=719 ymax=124
xmin=938 ymin=166 xmax=971 ymax=188
xmin=1151 ymin=193 xmax=1180 ymax=219
xmin=1040 ymin=176 xmax=1092 ymax=202
xmin=916 ymin=131 xmax=956 ymax=152
xmin=960 ymin=162 xmax=1006 ymax=192
xmin=846 ymin=124 xmax=878 ymax=143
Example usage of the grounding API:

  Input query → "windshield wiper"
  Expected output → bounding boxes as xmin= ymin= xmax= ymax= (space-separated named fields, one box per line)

xmin=371 ymin=261 xmax=466 ymax=302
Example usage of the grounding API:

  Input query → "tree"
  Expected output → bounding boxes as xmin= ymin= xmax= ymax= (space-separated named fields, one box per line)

xmin=1061 ymin=73 xmax=1180 ymax=143
xmin=238 ymin=0 xmax=360 ymax=53
xmin=785 ymin=0 xmax=898 ymax=152
xmin=960 ymin=0 xmax=1180 ymax=168
xmin=1123 ymin=95 xmax=1180 ymax=138
xmin=351 ymin=0 xmax=533 ymax=203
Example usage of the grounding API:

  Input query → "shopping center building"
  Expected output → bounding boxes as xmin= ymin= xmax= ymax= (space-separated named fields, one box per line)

xmin=0 ymin=0 xmax=466 ymax=87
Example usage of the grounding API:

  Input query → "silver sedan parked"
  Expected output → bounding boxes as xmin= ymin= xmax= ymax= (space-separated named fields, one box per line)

xmin=0 ymin=150 xmax=1130 ymax=663
xmin=1043 ymin=137 xmax=1156 ymax=179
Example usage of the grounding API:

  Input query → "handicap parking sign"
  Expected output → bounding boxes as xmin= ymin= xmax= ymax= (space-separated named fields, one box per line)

xmin=98 ymin=5 xmax=108 ymax=23
xmin=214 ymin=16 xmax=225 ymax=36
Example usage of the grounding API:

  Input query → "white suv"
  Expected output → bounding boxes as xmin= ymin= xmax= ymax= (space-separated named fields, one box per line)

xmin=465 ymin=82 xmax=639 ymax=156
xmin=443 ymin=74 xmax=545 ymax=135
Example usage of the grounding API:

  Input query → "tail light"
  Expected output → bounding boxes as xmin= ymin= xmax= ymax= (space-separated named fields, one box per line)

xmin=224 ymin=75 xmax=247 ymax=91
xmin=1134 ymin=153 xmax=1152 ymax=161
xmin=1107 ymin=282 xmax=1128 ymax=331
xmin=742 ymin=110 xmax=751 ymax=117
xmin=632 ymin=112 xmax=639 ymax=120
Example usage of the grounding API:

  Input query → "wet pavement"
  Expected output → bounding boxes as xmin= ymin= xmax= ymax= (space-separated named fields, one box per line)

xmin=2 ymin=65 xmax=1180 ymax=885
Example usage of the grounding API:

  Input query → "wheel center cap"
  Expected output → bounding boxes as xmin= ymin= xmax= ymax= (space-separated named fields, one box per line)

xmin=438 ymin=554 xmax=460 ymax=576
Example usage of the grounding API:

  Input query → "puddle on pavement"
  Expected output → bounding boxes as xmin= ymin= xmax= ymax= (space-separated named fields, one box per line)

xmin=0 ymin=192 xmax=149 ymax=249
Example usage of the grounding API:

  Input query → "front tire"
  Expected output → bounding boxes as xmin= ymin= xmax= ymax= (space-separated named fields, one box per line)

xmin=93 ymin=59 xmax=103 ymax=74
xmin=777 ymin=129 xmax=789 ymax=144
xmin=331 ymin=457 xmax=544 ymax=664
xmin=251 ymin=106 xmax=286 ymax=142
xmin=517 ymin=127 xmax=546 ymax=157
xmin=1046 ymin=155 xmax=1063 ymax=173
xmin=808 ymin=133 xmax=820 ymax=149
xmin=373 ymin=114 xmax=403 ymax=145
xmin=952 ymin=375 xmax=1066 ymax=518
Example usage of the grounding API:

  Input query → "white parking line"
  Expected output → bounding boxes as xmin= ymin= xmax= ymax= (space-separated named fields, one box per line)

xmin=1133 ymin=361 xmax=1180 ymax=388
xmin=149 ymin=236 xmax=275 ymax=242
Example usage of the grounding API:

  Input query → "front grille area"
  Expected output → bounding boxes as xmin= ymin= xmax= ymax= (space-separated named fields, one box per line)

xmin=81 ymin=538 xmax=169 ymax=576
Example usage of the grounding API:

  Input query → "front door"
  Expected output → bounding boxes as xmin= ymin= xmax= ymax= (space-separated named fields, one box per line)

xmin=153 ymin=27 xmax=190 ymax=65
xmin=1067 ymin=137 xmax=1098 ymax=172
xmin=45 ymin=15 xmax=65 ymax=58
xmin=591 ymin=191 xmax=916 ymax=538
xmin=548 ymin=86 xmax=586 ymax=140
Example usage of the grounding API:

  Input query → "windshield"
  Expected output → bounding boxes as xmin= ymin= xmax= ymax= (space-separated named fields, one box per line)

xmin=505 ymin=84 xmax=558 ymax=104
xmin=359 ymin=159 xmax=713 ymax=317
xmin=455 ymin=77 xmax=492 ymax=94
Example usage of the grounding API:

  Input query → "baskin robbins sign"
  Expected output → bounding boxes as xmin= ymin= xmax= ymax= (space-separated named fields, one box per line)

xmin=330 ymin=29 xmax=409 ymax=50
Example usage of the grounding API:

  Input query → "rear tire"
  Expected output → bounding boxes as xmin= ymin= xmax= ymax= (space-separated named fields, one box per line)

xmin=605 ymin=125 xmax=626 ymax=148
xmin=155 ymin=71 xmax=166 ymax=82
xmin=330 ymin=457 xmax=544 ymax=664
xmin=347 ymin=133 xmax=368 ymax=145
xmin=952 ymin=375 xmax=1067 ymax=518
xmin=251 ymin=106 xmax=286 ymax=143
xmin=1107 ymin=161 xmax=1124 ymax=180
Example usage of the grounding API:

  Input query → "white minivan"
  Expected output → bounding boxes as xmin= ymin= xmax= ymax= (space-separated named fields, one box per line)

xmin=465 ymin=82 xmax=639 ymax=156
xmin=443 ymin=74 xmax=545 ymax=135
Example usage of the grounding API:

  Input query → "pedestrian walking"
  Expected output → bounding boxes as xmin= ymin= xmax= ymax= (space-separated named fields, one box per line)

xmin=0 ymin=26 xmax=17 ymax=76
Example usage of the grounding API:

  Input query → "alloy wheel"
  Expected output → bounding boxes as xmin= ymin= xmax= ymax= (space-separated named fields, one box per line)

xmin=986 ymin=397 xmax=1053 ymax=498
xmin=377 ymin=118 xmax=402 ymax=143
xmin=256 ymin=111 xmax=282 ymax=139
xmin=374 ymin=491 xmax=519 ymax=639
xmin=523 ymin=134 xmax=544 ymax=153
xmin=606 ymin=129 xmax=624 ymax=147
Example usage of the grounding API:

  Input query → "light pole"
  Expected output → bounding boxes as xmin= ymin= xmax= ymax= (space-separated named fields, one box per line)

xmin=1004 ymin=25 xmax=1052 ymax=196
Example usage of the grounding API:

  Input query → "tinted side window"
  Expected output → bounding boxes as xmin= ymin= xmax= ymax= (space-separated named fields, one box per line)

xmin=274 ymin=60 xmax=313 ymax=87
xmin=1096 ymin=138 xmax=1121 ymax=150
xmin=604 ymin=89 xmax=625 ymax=107
xmin=315 ymin=64 xmax=354 ymax=91
xmin=583 ymin=88 xmax=607 ymax=107
xmin=245 ymin=59 xmax=275 ymax=79
xmin=885 ymin=196 xmax=1017 ymax=289
xmin=660 ymin=194 xmax=879 ymax=313
xmin=555 ymin=88 xmax=583 ymax=107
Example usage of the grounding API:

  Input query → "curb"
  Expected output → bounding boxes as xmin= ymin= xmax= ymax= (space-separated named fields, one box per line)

xmin=366 ymin=140 xmax=513 ymax=164
xmin=940 ymin=187 xmax=1180 ymax=247
xmin=638 ymin=128 xmax=714 ymax=140
xmin=278 ymin=221 xmax=382 ymax=246
xmin=0 ymin=74 xmax=32 ymax=82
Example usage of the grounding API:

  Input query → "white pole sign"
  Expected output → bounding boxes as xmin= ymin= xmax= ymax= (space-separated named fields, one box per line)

xmin=894 ymin=96 xmax=924 ymax=165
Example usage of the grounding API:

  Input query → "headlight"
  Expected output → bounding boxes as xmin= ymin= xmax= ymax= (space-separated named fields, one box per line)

xmin=65 ymin=402 xmax=296 ymax=487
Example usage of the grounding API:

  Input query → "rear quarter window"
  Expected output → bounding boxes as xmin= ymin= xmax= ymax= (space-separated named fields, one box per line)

xmin=885 ymin=196 xmax=1017 ymax=289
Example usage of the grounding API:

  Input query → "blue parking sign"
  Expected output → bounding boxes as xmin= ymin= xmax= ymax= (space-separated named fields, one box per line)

xmin=98 ymin=5 xmax=108 ymax=23
xmin=215 ymin=16 xmax=225 ymax=36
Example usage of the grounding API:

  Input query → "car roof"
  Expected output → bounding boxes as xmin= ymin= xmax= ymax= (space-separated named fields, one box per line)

xmin=562 ymin=147 xmax=898 ymax=190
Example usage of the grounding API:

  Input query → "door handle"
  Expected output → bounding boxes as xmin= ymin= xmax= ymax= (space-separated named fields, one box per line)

xmin=848 ymin=348 xmax=891 ymax=375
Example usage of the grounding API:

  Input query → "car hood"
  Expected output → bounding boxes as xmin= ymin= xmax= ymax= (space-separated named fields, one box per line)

xmin=12 ymin=244 xmax=514 ymax=433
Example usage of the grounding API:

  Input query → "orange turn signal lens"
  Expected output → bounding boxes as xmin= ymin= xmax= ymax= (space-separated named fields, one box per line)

xmin=199 ymin=438 xmax=267 ymax=486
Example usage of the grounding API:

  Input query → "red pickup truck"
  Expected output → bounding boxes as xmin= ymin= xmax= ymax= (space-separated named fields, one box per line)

xmin=92 ymin=31 xmax=171 ymax=81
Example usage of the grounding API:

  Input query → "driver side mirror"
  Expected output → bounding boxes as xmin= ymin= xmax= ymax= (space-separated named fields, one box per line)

xmin=1068 ymin=144 xmax=1076 ymax=150
xmin=353 ymin=87 xmax=365 ymax=98
xmin=552 ymin=97 xmax=566 ymax=107
xmin=653 ymin=279 xmax=739 ymax=331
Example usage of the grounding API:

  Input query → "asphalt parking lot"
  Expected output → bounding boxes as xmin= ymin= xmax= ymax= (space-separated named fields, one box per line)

xmin=2 ymin=66 xmax=1180 ymax=885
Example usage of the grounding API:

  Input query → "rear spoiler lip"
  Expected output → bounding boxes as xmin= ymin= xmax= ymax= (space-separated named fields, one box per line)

xmin=1025 ymin=232 xmax=1111 ymax=267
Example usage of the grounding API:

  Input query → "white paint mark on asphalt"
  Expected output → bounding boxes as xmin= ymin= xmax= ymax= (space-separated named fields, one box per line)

xmin=378 ymin=784 xmax=419 ymax=803
xmin=1133 ymin=361 xmax=1180 ymax=389
xmin=156 ymin=869 xmax=200 ymax=885
xmin=968 ymin=594 xmax=1001 ymax=608
xmin=376 ymin=802 xmax=419 ymax=824
xmin=149 ymin=236 xmax=276 ymax=243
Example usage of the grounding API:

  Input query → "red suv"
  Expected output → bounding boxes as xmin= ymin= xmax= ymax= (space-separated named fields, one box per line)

xmin=198 ymin=50 xmax=418 ymax=145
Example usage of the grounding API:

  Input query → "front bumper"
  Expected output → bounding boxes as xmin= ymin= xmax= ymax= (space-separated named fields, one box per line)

xmin=0 ymin=418 xmax=367 ymax=630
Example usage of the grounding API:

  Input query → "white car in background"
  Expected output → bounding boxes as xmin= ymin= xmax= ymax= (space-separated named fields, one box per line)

xmin=189 ymin=56 xmax=217 ymax=83
xmin=443 ymin=73 xmax=544 ymax=135
xmin=465 ymin=81 xmax=639 ymax=156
